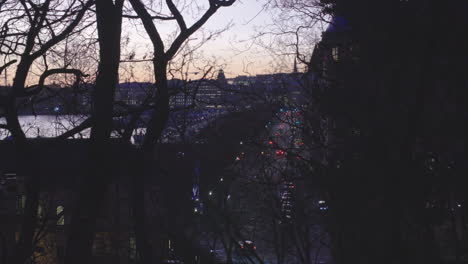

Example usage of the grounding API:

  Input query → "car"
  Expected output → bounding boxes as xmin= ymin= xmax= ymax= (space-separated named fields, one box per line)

xmin=276 ymin=149 xmax=285 ymax=157
xmin=238 ymin=240 xmax=256 ymax=254
xmin=318 ymin=200 xmax=328 ymax=211
xmin=163 ymin=259 xmax=183 ymax=264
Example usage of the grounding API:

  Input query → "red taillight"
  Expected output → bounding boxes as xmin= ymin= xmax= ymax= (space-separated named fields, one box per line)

xmin=240 ymin=245 xmax=244 ymax=249
xmin=253 ymin=246 xmax=256 ymax=250
xmin=268 ymin=141 xmax=273 ymax=145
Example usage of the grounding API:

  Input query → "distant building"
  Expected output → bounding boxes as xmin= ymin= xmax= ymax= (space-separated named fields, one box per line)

xmin=1 ymin=63 xmax=305 ymax=116
xmin=117 ymin=82 xmax=153 ymax=106
xmin=216 ymin=69 xmax=226 ymax=84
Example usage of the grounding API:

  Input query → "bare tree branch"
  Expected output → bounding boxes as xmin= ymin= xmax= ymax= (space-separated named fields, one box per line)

xmin=166 ymin=0 xmax=187 ymax=31
xmin=0 ymin=60 xmax=17 ymax=76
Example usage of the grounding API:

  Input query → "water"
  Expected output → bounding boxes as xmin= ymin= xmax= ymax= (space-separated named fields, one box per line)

xmin=0 ymin=109 xmax=226 ymax=141
xmin=0 ymin=115 xmax=90 ymax=139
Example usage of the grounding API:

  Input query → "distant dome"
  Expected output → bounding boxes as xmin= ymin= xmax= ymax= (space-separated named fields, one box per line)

xmin=217 ymin=69 xmax=226 ymax=81
xmin=326 ymin=16 xmax=351 ymax=33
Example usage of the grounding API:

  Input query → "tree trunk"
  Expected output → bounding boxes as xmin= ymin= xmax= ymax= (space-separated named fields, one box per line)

xmin=131 ymin=59 xmax=170 ymax=264
xmin=64 ymin=1 xmax=123 ymax=263
xmin=131 ymin=152 xmax=156 ymax=264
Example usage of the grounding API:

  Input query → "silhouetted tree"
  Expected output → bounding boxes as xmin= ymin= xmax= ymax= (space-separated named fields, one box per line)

xmin=0 ymin=1 xmax=93 ymax=263
xmin=123 ymin=1 xmax=236 ymax=263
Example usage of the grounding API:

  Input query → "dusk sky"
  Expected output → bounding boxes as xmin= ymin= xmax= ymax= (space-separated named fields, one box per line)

xmin=186 ymin=1 xmax=326 ymax=77
xmin=201 ymin=1 xmax=275 ymax=76
xmin=123 ymin=0 xmax=298 ymax=81
xmin=16 ymin=1 xmax=322 ymax=85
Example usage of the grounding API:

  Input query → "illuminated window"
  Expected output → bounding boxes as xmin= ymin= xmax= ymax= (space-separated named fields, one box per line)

xmin=57 ymin=206 xmax=65 ymax=225
xmin=332 ymin=47 xmax=339 ymax=61
xmin=129 ymin=233 xmax=138 ymax=261
xmin=93 ymin=232 xmax=112 ymax=256
xmin=37 ymin=203 xmax=44 ymax=219
xmin=16 ymin=195 xmax=26 ymax=214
